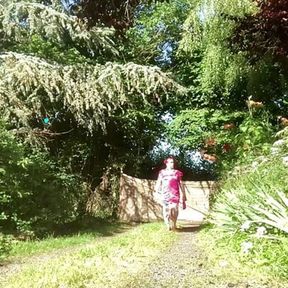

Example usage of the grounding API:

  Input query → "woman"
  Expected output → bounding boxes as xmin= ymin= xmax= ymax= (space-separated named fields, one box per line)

xmin=155 ymin=156 xmax=186 ymax=230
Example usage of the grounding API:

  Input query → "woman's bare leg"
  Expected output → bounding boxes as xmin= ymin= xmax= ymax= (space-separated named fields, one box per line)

xmin=169 ymin=206 xmax=178 ymax=230
xmin=162 ymin=203 xmax=170 ymax=229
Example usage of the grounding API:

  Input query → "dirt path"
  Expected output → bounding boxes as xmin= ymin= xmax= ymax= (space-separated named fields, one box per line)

xmin=0 ymin=224 xmax=285 ymax=288
xmin=130 ymin=225 xmax=280 ymax=288
xmin=140 ymin=226 xmax=205 ymax=287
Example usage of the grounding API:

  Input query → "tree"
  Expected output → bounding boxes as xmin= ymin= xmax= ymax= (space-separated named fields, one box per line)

xmin=0 ymin=1 xmax=186 ymax=230
xmin=232 ymin=0 xmax=288 ymax=58
xmin=174 ymin=0 xmax=288 ymax=114
xmin=124 ymin=0 xmax=193 ymax=66
xmin=62 ymin=0 xmax=140 ymax=30
xmin=0 ymin=1 xmax=184 ymax=136
xmin=151 ymin=0 xmax=278 ymax=172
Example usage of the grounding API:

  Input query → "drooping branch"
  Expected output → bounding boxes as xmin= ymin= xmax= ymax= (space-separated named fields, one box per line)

xmin=0 ymin=52 xmax=185 ymax=131
xmin=0 ymin=1 xmax=118 ymax=55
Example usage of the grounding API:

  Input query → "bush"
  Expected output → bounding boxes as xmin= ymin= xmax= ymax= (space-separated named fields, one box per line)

xmin=0 ymin=121 xmax=87 ymax=237
xmin=209 ymin=127 xmax=288 ymax=278
xmin=0 ymin=233 xmax=12 ymax=261
xmin=210 ymin=127 xmax=288 ymax=237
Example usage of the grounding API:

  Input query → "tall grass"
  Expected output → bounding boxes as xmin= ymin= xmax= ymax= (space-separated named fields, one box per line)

xmin=211 ymin=157 xmax=288 ymax=234
xmin=209 ymin=127 xmax=288 ymax=278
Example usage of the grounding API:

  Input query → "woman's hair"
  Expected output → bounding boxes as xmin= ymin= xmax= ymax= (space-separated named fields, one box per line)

xmin=163 ymin=156 xmax=176 ymax=165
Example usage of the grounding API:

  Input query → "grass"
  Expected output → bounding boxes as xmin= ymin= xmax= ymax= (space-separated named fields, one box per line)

xmin=207 ymin=151 xmax=288 ymax=286
xmin=192 ymin=225 xmax=288 ymax=288
xmin=7 ymin=220 xmax=131 ymax=260
xmin=0 ymin=222 xmax=177 ymax=288
xmin=2 ymin=220 xmax=287 ymax=288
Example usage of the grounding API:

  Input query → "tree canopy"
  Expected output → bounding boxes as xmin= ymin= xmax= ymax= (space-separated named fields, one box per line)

xmin=1 ymin=0 xmax=288 ymax=235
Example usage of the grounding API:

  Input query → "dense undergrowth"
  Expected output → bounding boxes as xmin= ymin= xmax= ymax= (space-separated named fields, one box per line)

xmin=208 ymin=126 xmax=288 ymax=279
xmin=0 ymin=120 xmax=88 ymax=260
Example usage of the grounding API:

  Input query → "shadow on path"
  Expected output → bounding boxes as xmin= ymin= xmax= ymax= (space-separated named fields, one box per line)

xmin=175 ymin=226 xmax=201 ymax=233
xmin=52 ymin=216 xmax=137 ymax=238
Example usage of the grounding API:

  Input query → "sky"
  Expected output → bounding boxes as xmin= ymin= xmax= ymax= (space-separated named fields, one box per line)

xmin=61 ymin=0 xmax=78 ymax=11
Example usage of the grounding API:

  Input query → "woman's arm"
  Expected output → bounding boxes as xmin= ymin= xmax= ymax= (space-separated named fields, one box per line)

xmin=180 ymin=181 xmax=186 ymax=202
xmin=177 ymin=170 xmax=186 ymax=202
xmin=155 ymin=176 xmax=162 ymax=193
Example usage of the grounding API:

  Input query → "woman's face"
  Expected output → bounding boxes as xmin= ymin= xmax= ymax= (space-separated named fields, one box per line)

xmin=166 ymin=158 xmax=174 ymax=169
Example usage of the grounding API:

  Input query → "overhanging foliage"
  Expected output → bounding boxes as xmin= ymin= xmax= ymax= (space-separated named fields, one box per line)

xmin=177 ymin=0 xmax=257 ymax=98
xmin=0 ymin=1 xmax=117 ymax=55
xmin=0 ymin=52 xmax=185 ymax=131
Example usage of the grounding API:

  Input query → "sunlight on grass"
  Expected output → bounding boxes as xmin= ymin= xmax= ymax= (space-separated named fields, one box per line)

xmin=8 ymin=221 xmax=130 ymax=259
xmin=193 ymin=226 xmax=288 ymax=288
xmin=1 ymin=222 xmax=177 ymax=288
xmin=9 ymin=234 xmax=98 ymax=258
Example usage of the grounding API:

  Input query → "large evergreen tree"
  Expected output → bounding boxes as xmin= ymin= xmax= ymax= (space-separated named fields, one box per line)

xmin=0 ymin=0 xmax=186 ymax=233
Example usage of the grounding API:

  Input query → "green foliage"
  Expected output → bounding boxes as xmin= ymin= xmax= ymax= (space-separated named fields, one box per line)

xmin=0 ymin=120 xmax=87 ymax=236
xmin=0 ymin=233 xmax=12 ymax=260
xmin=0 ymin=1 xmax=118 ymax=56
xmin=234 ymin=113 xmax=274 ymax=158
xmin=0 ymin=52 xmax=184 ymax=132
xmin=165 ymin=107 xmax=275 ymax=174
xmin=179 ymin=0 xmax=258 ymax=54
xmin=176 ymin=0 xmax=288 ymax=113
xmin=166 ymin=108 xmax=246 ymax=150
xmin=210 ymin=128 xmax=288 ymax=237
xmin=175 ymin=0 xmax=288 ymax=118
xmin=125 ymin=0 xmax=193 ymax=65
xmin=0 ymin=1 xmax=186 ymax=187
xmin=178 ymin=0 xmax=256 ymax=94
xmin=14 ymin=35 xmax=90 ymax=65
xmin=245 ymin=57 xmax=288 ymax=114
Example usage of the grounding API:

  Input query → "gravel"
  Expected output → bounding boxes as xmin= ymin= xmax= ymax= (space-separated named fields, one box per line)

xmin=127 ymin=224 xmax=285 ymax=288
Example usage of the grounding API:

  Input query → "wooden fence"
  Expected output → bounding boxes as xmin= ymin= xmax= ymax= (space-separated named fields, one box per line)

xmin=118 ymin=174 xmax=215 ymax=224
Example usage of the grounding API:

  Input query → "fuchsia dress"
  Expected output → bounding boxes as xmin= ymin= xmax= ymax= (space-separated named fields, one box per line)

xmin=158 ymin=169 xmax=183 ymax=205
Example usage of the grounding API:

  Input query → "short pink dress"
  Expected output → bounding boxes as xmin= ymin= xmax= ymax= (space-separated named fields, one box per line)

xmin=157 ymin=169 xmax=183 ymax=204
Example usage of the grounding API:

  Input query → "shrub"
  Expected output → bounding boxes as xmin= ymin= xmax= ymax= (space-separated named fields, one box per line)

xmin=210 ymin=130 xmax=288 ymax=237
xmin=0 ymin=121 xmax=87 ymax=237
xmin=209 ymin=126 xmax=288 ymax=278
xmin=0 ymin=233 xmax=12 ymax=261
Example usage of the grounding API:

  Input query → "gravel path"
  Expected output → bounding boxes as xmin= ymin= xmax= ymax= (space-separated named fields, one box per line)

xmin=129 ymin=225 xmax=209 ymax=288
xmin=129 ymin=224 xmax=282 ymax=288
xmin=1 ymin=224 xmax=286 ymax=288
xmin=146 ymin=226 xmax=202 ymax=285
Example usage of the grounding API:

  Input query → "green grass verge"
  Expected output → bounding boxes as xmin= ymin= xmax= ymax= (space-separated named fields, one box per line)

xmin=7 ymin=221 xmax=130 ymax=259
xmin=1 ymin=222 xmax=177 ymax=288
xmin=192 ymin=225 xmax=288 ymax=287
